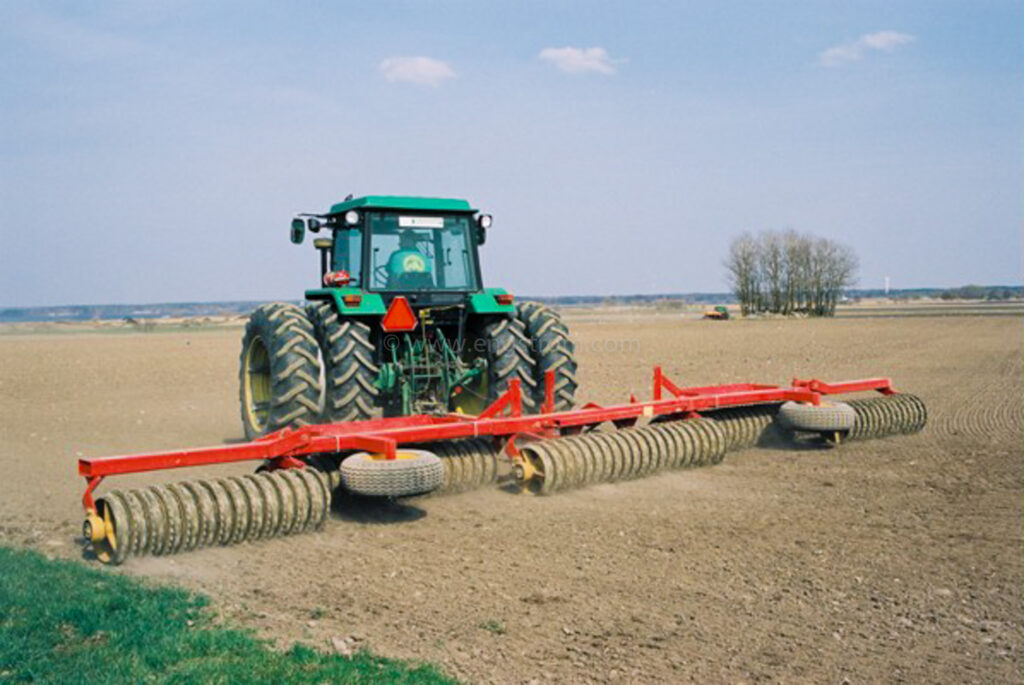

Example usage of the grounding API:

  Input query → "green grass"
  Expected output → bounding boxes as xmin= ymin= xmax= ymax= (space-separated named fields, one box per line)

xmin=0 ymin=546 xmax=454 ymax=684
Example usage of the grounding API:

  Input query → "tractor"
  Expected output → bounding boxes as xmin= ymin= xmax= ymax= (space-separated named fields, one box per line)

xmin=703 ymin=305 xmax=730 ymax=320
xmin=238 ymin=195 xmax=578 ymax=439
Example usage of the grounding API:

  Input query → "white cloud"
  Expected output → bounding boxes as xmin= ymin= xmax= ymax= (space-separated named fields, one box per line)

xmin=378 ymin=56 xmax=456 ymax=87
xmin=538 ymin=46 xmax=621 ymax=75
xmin=819 ymin=30 xmax=915 ymax=67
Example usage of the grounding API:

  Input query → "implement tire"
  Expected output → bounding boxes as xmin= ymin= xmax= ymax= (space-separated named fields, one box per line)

xmin=777 ymin=401 xmax=856 ymax=433
xmin=454 ymin=316 xmax=537 ymax=414
xmin=239 ymin=303 xmax=322 ymax=440
xmin=340 ymin=450 xmax=444 ymax=497
xmin=307 ymin=301 xmax=380 ymax=422
xmin=515 ymin=301 xmax=578 ymax=411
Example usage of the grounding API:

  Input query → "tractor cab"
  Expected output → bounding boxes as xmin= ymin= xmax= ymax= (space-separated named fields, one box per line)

xmin=292 ymin=196 xmax=492 ymax=308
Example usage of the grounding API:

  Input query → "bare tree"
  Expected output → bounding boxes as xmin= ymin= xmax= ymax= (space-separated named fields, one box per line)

xmin=758 ymin=231 xmax=786 ymax=314
xmin=727 ymin=230 xmax=857 ymax=317
xmin=821 ymin=242 xmax=858 ymax=315
xmin=782 ymin=230 xmax=807 ymax=314
xmin=724 ymin=233 xmax=760 ymax=316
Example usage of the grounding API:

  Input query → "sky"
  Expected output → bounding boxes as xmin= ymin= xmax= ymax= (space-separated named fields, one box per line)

xmin=1 ymin=1 xmax=1021 ymax=307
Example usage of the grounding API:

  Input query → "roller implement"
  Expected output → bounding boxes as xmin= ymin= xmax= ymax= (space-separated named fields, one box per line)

xmin=80 ymin=366 xmax=926 ymax=564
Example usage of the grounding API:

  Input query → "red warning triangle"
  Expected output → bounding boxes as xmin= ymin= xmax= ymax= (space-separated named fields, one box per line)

xmin=380 ymin=296 xmax=417 ymax=332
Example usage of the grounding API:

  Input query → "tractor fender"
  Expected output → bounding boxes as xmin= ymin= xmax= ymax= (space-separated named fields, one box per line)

xmin=305 ymin=288 xmax=386 ymax=315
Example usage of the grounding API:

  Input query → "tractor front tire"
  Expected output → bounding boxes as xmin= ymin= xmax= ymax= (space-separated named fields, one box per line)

xmin=239 ymin=303 xmax=322 ymax=440
xmin=516 ymin=301 xmax=578 ymax=411
xmin=307 ymin=301 xmax=380 ymax=423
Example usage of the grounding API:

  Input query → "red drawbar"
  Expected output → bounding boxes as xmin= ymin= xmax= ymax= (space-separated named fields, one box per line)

xmin=381 ymin=296 xmax=417 ymax=332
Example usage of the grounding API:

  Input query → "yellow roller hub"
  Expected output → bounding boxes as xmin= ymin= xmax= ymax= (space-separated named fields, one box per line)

xmin=512 ymin=456 xmax=536 ymax=484
xmin=363 ymin=450 xmax=428 ymax=462
xmin=83 ymin=512 xmax=106 ymax=543
xmin=87 ymin=498 xmax=129 ymax=565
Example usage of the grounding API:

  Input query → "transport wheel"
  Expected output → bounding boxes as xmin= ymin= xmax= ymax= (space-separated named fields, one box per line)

xmin=307 ymin=301 xmax=380 ymax=422
xmin=340 ymin=450 xmax=444 ymax=497
xmin=453 ymin=316 xmax=537 ymax=415
xmin=777 ymin=400 xmax=856 ymax=439
xmin=239 ymin=302 xmax=322 ymax=439
xmin=515 ymin=301 xmax=578 ymax=411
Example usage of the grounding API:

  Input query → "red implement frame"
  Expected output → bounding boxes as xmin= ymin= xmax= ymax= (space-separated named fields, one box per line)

xmin=78 ymin=367 xmax=896 ymax=512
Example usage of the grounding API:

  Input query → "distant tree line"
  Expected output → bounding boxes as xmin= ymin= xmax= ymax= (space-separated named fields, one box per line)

xmin=939 ymin=285 xmax=1020 ymax=301
xmin=725 ymin=230 xmax=858 ymax=317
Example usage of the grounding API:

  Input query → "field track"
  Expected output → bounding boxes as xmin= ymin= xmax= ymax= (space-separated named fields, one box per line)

xmin=0 ymin=309 xmax=1020 ymax=682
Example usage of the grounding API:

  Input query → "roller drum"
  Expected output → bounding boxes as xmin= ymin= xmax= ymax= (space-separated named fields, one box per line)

xmin=846 ymin=394 xmax=926 ymax=440
xmin=429 ymin=439 xmax=500 ymax=494
xmin=518 ymin=418 xmax=731 ymax=494
xmin=705 ymin=404 xmax=778 ymax=450
xmin=91 ymin=467 xmax=337 ymax=564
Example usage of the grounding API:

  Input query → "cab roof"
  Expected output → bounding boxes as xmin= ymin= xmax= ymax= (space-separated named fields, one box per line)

xmin=328 ymin=195 xmax=476 ymax=215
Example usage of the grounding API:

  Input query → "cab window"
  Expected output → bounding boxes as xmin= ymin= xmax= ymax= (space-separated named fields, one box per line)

xmin=366 ymin=212 xmax=477 ymax=291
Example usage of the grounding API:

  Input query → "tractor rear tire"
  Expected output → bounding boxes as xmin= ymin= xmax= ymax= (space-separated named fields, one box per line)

xmin=455 ymin=316 xmax=537 ymax=414
xmin=307 ymin=301 xmax=380 ymax=423
xmin=239 ymin=303 xmax=322 ymax=440
xmin=516 ymin=301 xmax=578 ymax=411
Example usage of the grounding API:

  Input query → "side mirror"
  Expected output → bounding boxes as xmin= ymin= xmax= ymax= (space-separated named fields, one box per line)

xmin=290 ymin=218 xmax=305 ymax=244
xmin=475 ymin=214 xmax=492 ymax=246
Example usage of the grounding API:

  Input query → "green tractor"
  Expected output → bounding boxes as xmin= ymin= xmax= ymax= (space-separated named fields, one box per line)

xmin=239 ymin=195 xmax=578 ymax=439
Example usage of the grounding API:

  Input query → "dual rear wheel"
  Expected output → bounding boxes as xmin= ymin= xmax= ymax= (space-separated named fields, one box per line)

xmin=239 ymin=303 xmax=322 ymax=440
xmin=239 ymin=300 xmax=579 ymax=439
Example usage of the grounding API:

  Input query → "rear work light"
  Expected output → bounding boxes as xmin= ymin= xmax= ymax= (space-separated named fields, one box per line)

xmin=495 ymin=293 xmax=514 ymax=305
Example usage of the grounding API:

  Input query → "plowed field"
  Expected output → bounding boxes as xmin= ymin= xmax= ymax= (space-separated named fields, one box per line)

xmin=1 ymin=310 xmax=1020 ymax=683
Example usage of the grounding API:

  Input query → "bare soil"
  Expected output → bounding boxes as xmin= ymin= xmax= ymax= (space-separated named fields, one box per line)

xmin=0 ymin=310 xmax=1020 ymax=683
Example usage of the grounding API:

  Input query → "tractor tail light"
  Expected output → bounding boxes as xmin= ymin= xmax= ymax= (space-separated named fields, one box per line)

xmin=495 ymin=293 xmax=514 ymax=305
xmin=342 ymin=294 xmax=362 ymax=307
xmin=324 ymin=270 xmax=351 ymax=287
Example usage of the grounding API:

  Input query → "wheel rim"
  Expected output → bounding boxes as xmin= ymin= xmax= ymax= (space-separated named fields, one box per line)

xmin=243 ymin=335 xmax=272 ymax=431
xmin=361 ymin=450 xmax=429 ymax=462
